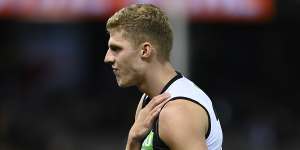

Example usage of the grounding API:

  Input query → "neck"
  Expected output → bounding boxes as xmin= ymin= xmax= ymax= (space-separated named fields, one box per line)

xmin=137 ymin=61 xmax=177 ymax=98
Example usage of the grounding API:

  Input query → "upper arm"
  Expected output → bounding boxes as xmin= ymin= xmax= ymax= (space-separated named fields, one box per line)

xmin=135 ymin=94 xmax=145 ymax=120
xmin=159 ymin=99 xmax=209 ymax=150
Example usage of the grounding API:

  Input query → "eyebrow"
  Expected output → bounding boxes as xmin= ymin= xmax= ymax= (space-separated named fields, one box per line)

xmin=109 ymin=43 xmax=122 ymax=50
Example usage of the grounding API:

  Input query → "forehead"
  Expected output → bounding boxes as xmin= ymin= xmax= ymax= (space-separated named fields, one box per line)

xmin=108 ymin=30 xmax=131 ymax=47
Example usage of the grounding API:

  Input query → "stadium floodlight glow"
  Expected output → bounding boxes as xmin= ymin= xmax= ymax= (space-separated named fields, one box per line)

xmin=0 ymin=0 xmax=274 ymax=22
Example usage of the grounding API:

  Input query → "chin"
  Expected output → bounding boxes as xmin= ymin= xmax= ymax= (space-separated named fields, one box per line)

xmin=118 ymin=84 xmax=131 ymax=88
xmin=116 ymin=80 xmax=127 ymax=87
xmin=117 ymin=80 xmax=134 ymax=88
xmin=117 ymin=83 xmax=127 ymax=88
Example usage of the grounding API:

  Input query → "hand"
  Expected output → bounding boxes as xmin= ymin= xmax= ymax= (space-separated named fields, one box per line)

xmin=128 ymin=92 xmax=171 ymax=143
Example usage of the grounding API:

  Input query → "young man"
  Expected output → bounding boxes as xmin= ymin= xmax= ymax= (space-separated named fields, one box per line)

xmin=104 ymin=4 xmax=223 ymax=150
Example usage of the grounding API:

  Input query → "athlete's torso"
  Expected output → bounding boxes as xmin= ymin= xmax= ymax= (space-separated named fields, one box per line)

xmin=141 ymin=72 xmax=223 ymax=150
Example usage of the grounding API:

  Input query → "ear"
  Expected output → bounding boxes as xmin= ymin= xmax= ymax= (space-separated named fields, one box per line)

xmin=140 ymin=42 xmax=152 ymax=59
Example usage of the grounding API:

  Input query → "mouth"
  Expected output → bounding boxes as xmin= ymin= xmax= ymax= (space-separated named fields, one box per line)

xmin=112 ymin=68 xmax=118 ymax=75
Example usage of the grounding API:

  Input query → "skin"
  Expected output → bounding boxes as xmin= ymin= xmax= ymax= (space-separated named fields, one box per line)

xmin=159 ymin=100 xmax=208 ymax=150
xmin=104 ymin=30 xmax=208 ymax=150
xmin=104 ymin=30 xmax=144 ymax=88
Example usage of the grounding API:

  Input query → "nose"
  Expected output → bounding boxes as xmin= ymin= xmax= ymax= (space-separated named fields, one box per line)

xmin=104 ymin=49 xmax=114 ymax=64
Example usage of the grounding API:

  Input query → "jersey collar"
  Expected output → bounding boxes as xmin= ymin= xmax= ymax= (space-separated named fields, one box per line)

xmin=142 ymin=71 xmax=183 ymax=108
xmin=160 ymin=71 xmax=183 ymax=94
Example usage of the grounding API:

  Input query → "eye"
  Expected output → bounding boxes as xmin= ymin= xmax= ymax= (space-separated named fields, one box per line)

xmin=110 ymin=45 xmax=122 ymax=52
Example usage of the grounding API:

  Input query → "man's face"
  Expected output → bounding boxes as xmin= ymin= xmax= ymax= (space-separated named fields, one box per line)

xmin=104 ymin=31 xmax=142 ymax=87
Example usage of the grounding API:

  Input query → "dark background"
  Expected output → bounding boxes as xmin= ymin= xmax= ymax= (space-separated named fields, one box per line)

xmin=1 ymin=0 xmax=299 ymax=150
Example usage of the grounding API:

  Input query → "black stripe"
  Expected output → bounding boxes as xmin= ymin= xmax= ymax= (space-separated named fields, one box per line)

xmin=142 ymin=95 xmax=150 ymax=108
xmin=160 ymin=71 xmax=182 ymax=94
xmin=142 ymin=71 xmax=182 ymax=108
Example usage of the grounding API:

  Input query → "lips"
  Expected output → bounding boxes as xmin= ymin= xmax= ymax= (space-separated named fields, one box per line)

xmin=112 ymin=68 xmax=118 ymax=75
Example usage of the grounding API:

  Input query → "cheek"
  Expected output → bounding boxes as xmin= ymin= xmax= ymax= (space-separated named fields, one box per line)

xmin=120 ymin=52 xmax=139 ymax=69
xmin=119 ymin=56 xmax=132 ymax=70
xmin=129 ymin=55 xmax=143 ymax=71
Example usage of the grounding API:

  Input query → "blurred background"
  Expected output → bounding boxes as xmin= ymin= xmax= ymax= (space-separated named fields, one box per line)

xmin=0 ymin=0 xmax=299 ymax=149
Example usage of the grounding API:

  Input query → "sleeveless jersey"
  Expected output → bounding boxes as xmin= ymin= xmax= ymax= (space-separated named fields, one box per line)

xmin=141 ymin=72 xmax=223 ymax=150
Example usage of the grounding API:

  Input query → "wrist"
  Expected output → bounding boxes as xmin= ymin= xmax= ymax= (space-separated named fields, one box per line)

xmin=126 ymin=135 xmax=141 ymax=150
xmin=128 ymin=130 xmax=142 ymax=143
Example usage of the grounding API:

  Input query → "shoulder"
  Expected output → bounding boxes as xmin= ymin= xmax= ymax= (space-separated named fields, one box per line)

xmin=167 ymin=77 xmax=210 ymax=105
xmin=158 ymin=99 xmax=209 ymax=149
xmin=159 ymin=99 xmax=209 ymax=135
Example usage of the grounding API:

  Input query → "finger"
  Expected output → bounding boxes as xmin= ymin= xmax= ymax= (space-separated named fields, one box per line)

xmin=151 ymin=92 xmax=170 ymax=104
xmin=151 ymin=93 xmax=170 ymax=108
xmin=148 ymin=98 xmax=170 ymax=121
xmin=148 ymin=93 xmax=170 ymax=109
xmin=152 ymin=98 xmax=169 ymax=113
xmin=145 ymin=98 xmax=170 ymax=128
xmin=147 ymin=106 xmax=162 ymax=125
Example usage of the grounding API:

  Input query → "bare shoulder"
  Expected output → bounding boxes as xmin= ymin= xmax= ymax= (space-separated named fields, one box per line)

xmin=158 ymin=99 xmax=209 ymax=149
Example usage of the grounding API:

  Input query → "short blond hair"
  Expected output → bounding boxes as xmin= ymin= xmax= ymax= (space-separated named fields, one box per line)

xmin=106 ymin=4 xmax=173 ymax=61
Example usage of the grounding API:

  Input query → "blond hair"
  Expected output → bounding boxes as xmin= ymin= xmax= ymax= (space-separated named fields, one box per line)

xmin=106 ymin=4 xmax=173 ymax=61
